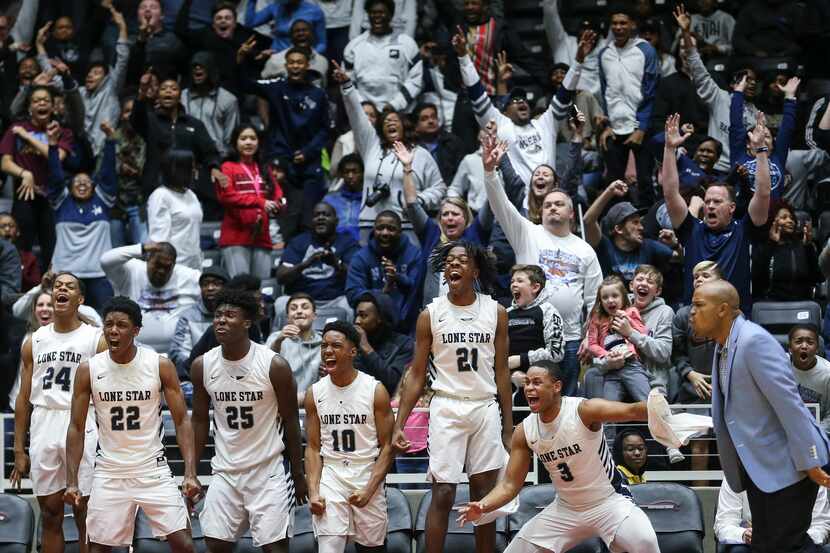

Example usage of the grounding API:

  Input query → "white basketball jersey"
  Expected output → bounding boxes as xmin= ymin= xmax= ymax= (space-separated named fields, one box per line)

xmin=427 ymin=293 xmax=498 ymax=399
xmin=522 ymin=397 xmax=631 ymax=510
xmin=203 ymin=342 xmax=285 ymax=473
xmin=312 ymin=371 xmax=378 ymax=465
xmin=30 ymin=322 xmax=101 ymax=410
xmin=89 ymin=347 xmax=168 ymax=478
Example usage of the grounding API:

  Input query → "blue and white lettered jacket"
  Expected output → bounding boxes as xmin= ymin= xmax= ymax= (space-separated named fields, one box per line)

xmin=599 ymin=38 xmax=660 ymax=136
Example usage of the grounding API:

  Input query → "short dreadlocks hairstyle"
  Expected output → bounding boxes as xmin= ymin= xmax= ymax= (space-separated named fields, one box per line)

xmin=429 ymin=240 xmax=499 ymax=293
xmin=214 ymin=288 xmax=259 ymax=322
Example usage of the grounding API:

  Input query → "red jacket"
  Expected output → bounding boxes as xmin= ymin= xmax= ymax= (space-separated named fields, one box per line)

xmin=217 ymin=161 xmax=284 ymax=248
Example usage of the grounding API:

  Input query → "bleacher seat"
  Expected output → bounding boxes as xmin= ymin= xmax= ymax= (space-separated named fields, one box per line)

xmin=383 ymin=488 xmax=413 ymax=553
xmin=37 ymin=504 xmax=79 ymax=553
xmin=285 ymin=502 xmax=315 ymax=553
xmin=507 ymin=485 xmax=607 ymax=553
xmin=0 ymin=494 xmax=34 ymax=553
xmin=200 ymin=221 xmax=222 ymax=251
xmin=414 ymin=484 xmax=508 ymax=553
xmin=630 ymin=483 xmax=705 ymax=553
xmin=202 ymin=250 xmax=221 ymax=269
xmin=751 ymin=300 xmax=822 ymax=348
xmin=134 ymin=503 xmax=207 ymax=553
xmin=818 ymin=211 xmax=830 ymax=246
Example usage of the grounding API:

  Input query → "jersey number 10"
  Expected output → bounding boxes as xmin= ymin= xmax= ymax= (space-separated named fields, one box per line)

xmin=331 ymin=429 xmax=356 ymax=452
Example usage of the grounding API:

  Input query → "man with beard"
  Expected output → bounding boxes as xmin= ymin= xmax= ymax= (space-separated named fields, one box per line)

xmin=583 ymin=180 xmax=675 ymax=285
xmin=181 ymin=51 xmax=239 ymax=158
xmin=169 ymin=266 xmax=229 ymax=382
xmin=413 ymin=103 xmax=465 ymax=184
xmin=237 ymin=42 xmax=329 ymax=239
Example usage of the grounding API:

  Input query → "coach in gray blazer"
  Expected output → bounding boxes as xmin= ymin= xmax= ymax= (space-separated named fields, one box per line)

xmin=690 ymin=280 xmax=830 ymax=553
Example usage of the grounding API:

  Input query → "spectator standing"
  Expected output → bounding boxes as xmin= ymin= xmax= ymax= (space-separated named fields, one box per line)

xmin=130 ymin=70 xmax=224 ymax=202
xmin=237 ymin=43 xmax=329 ymax=239
xmin=789 ymin=324 xmax=830 ymax=436
xmin=126 ymin=0 xmax=188 ymax=84
xmin=447 ymin=132 xmax=486 ymax=213
xmin=597 ymin=8 xmax=660 ymax=208
xmin=330 ymin=101 xmax=377 ymax=177
xmin=674 ymin=0 xmax=735 ymax=57
xmin=175 ymin=0 xmax=269 ymax=98
xmin=0 ymin=85 xmax=74 ymax=270
xmin=169 ymin=265 xmax=228 ymax=381
xmin=101 ymin=242 xmax=201 ymax=354
xmin=649 ymin=38 xmax=708 ymax=137
xmin=46 ymin=121 xmax=117 ymax=311
xmin=323 ymin=153 xmax=363 ymax=243
xmin=308 ymin=0 xmax=353 ymax=61
xmin=661 ymin=113 xmax=770 ymax=316
xmin=732 ymin=0 xmax=802 ymax=58
xmin=334 ymin=62 xmax=445 ymax=236
xmin=245 ymin=0 xmax=326 ymax=54
xmin=542 ymin=0 xmax=604 ymax=96
xmin=0 ymin=213 xmax=40 ymax=292
xmin=109 ymin=97 xmax=148 ymax=247
xmin=147 ymin=150 xmax=204 ymax=271
xmin=353 ymin=290 xmax=413 ymax=395
xmin=345 ymin=210 xmax=419 ymax=330
xmin=483 ymin=136 xmax=602 ymax=396
xmin=261 ymin=19 xmax=329 ymax=88
xmin=583 ymin=180 xmax=675 ymax=285
xmin=453 ymin=27 xmax=585 ymax=186
xmin=675 ymin=5 xmax=759 ymax=173
xmin=752 ymin=203 xmax=821 ymax=302
xmin=276 ymin=202 xmax=358 ymax=315
xmin=218 ymin=124 xmax=285 ymax=279
xmin=413 ymin=103 xmax=465 ymax=184
xmin=349 ymin=0 xmax=416 ymax=38
xmin=342 ymin=0 xmax=422 ymax=111
xmin=266 ymin=292 xmax=322 ymax=405
xmin=181 ymin=51 xmax=240 ymax=159
xmin=79 ymin=5 xmax=129 ymax=157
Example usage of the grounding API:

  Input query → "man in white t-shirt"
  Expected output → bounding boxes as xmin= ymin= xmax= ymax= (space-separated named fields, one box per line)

xmin=101 ymin=242 xmax=201 ymax=354
xmin=482 ymin=134 xmax=602 ymax=396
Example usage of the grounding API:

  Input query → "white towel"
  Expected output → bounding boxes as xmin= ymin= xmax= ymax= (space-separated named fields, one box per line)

xmin=647 ymin=389 xmax=713 ymax=448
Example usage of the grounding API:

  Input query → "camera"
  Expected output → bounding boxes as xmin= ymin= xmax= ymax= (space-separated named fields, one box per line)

xmin=365 ymin=181 xmax=391 ymax=207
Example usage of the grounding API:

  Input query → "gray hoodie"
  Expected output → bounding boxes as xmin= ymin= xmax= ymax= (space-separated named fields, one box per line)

xmin=266 ymin=329 xmax=322 ymax=395
xmin=181 ymin=51 xmax=240 ymax=158
xmin=80 ymin=39 xmax=131 ymax=156
xmin=628 ymin=296 xmax=674 ymax=388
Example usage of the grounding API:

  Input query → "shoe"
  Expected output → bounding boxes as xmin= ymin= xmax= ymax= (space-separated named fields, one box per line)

xmin=667 ymin=447 xmax=685 ymax=464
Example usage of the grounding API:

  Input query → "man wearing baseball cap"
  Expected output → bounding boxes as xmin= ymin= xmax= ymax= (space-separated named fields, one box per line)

xmin=582 ymin=180 xmax=676 ymax=284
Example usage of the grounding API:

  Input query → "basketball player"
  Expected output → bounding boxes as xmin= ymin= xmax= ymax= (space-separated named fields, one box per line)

xmin=191 ymin=288 xmax=307 ymax=553
xmin=457 ymin=361 xmax=660 ymax=553
xmin=304 ymin=321 xmax=395 ymax=553
xmin=12 ymin=272 xmax=106 ymax=553
xmin=64 ymin=297 xmax=201 ymax=553
xmin=393 ymin=241 xmax=513 ymax=553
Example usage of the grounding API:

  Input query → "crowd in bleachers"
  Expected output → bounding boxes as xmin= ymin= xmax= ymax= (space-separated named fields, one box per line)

xmin=2 ymin=0 xmax=830 ymax=513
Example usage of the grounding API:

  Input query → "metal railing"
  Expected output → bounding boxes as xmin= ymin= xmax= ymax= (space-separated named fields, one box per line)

xmin=1 ymin=404 xmax=819 ymax=494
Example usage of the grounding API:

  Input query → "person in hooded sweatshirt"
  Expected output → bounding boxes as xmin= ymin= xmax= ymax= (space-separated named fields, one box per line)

xmin=353 ymin=290 xmax=413 ymax=395
xmin=266 ymin=292 xmax=322 ymax=405
xmin=181 ymin=50 xmax=240 ymax=159
xmin=345 ymin=210 xmax=420 ymax=332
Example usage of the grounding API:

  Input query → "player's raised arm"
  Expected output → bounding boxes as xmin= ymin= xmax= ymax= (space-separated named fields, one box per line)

xmin=11 ymin=337 xmax=34 ymax=489
xmin=303 ymin=388 xmax=325 ymax=516
xmin=457 ymin=424 xmax=532 ymax=525
xmin=578 ymin=398 xmax=648 ymax=432
xmin=350 ymin=383 xmax=395 ymax=508
xmin=159 ymin=357 xmax=202 ymax=500
xmin=494 ymin=305 xmax=513 ymax=451
xmin=392 ymin=309 xmax=431 ymax=448
xmin=271 ymin=354 xmax=307 ymax=504
xmin=189 ymin=356 xmax=210 ymax=464
xmin=64 ymin=361 xmax=92 ymax=505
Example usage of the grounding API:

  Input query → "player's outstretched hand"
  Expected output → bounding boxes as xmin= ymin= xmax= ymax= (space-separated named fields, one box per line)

xmin=391 ymin=428 xmax=411 ymax=452
xmin=64 ymin=485 xmax=82 ymax=506
xmin=10 ymin=451 xmax=29 ymax=489
xmin=807 ymin=466 xmax=830 ymax=488
xmin=309 ymin=495 xmax=326 ymax=516
xmin=348 ymin=488 xmax=372 ymax=508
xmin=456 ymin=501 xmax=483 ymax=526
xmin=182 ymin=474 xmax=203 ymax=504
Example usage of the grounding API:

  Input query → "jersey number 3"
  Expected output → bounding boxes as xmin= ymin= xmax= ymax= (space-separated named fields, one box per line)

xmin=456 ymin=347 xmax=479 ymax=372
xmin=43 ymin=366 xmax=72 ymax=392
xmin=556 ymin=462 xmax=574 ymax=482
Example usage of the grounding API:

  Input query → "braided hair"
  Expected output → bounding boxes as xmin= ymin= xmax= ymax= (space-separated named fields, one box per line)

xmin=429 ymin=240 xmax=499 ymax=294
